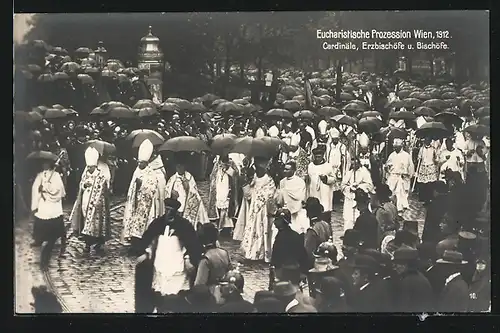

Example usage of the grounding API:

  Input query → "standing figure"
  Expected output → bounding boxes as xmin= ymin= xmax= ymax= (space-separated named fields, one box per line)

xmin=233 ymin=157 xmax=277 ymax=262
xmin=326 ymin=128 xmax=349 ymax=210
xmin=306 ymin=147 xmax=336 ymax=213
xmin=415 ymin=138 xmax=439 ymax=204
xmin=341 ymin=157 xmax=374 ymax=231
xmin=463 ymin=133 xmax=488 ymax=221
xmin=69 ymin=147 xmax=111 ymax=254
xmin=385 ymin=138 xmax=415 ymax=214
xmin=276 ymin=161 xmax=309 ymax=235
xmin=439 ymin=138 xmax=465 ymax=182
xmin=207 ymin=155 xmax=240 ymax=231
xmin=165 ymin=156 xmax=209 ymax=230
xmin=122 ymin=140 xmax=160 ymax=254
xmin=31 ymin=158 xmax=67 ymax=270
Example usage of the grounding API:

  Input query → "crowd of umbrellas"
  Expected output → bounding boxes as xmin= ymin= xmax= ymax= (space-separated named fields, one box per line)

xmin=16 ymin=40 xmax=490 ymax=158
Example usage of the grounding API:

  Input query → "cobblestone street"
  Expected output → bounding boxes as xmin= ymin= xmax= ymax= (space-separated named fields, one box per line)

xmin=15 ymin=181 xmax=426 ymax=313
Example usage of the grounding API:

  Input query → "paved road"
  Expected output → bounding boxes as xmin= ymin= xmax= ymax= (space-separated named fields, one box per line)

xmin=15 ymin=181 xmax=425 ymax=313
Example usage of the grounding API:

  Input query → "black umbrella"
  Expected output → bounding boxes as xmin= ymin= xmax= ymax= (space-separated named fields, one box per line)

xmin=414 ymin=106 xmax=436 ymax=117
xmin=318 ymin=106 xmax=341 ymax=118
xmin=415 ymin=122 xmax=450 ymax=140
xmin=266 ymin=108 xmax=293 ymax=119
xmin=464 ymin=124 xmax=489 ymax=137
xmin=358 ymin=117 xmax=383 ymax=134
xmin=159 ymin=136 xmax=211 ymax=153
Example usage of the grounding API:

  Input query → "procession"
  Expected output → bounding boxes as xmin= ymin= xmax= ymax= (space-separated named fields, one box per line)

xmin=14 ymin=12 xmax=490 ymax=314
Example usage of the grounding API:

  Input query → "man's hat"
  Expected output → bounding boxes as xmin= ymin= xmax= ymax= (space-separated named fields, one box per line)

xmin=309 ymin=256 xmax=338 ymax=274
xmin=273 ymin=281 xmax=298 ymax=297
xmin=362 ymin=248 xmax=383 ymax=264
xmin=394 ymin=229 xmax=418 ymax=246
xmin=341 ymin=229 xmax=363 ymax=247
xmin=349 ymin=254 xmax=379 ymax=271
xmin=436 ymin=250 xmax=468 ymax=265
xmin=393 ymin=247 xmax=419 ymax=262
xmin=436 ymin=238 xmax=458 ymax=258
xmin=253 ymin=290 xmax=275 ymax=304
xmin=354 ymin=188 xmax=370 ymax=203
xmin=164 ymin=197 xmax=181 ymax=210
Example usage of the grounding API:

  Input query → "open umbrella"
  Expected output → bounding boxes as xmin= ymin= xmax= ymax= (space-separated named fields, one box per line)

xmin=53 ymin=72 xmax=69 ymax=80
xmin=266 ymin=108 xmax=293 ymax=119
xmin=340 ymin=92 xmax=354 ymax=101
xmin=464 ymin=124 xmax=489 ymax=137
xmin=402 ymin=98 xmax=421 ymax=109
xmin=160 ymin=102 xmax=181 ymax=113
xmin=84 ymin=67 xmax=99 ymax=74
xmin=423 ymin=99 xmax=447 ymax=110
xmin=232 ymin=99 xmax=249 ymax=105
xmin=231 ymin=136 xmax=274 ymax=158
xmin=293 ymin=110 xmax=316 ymax=119
xmin=389 ymin=110 xmax=416 ymax=121
xmin=211 ymin=99 xmax=228 ymax=108
xmin=101 ymin=69 xmax=117 ymax=78
xmin=360 ymin=111 xmax=382 ymax=119
xmin=318 ymin=106 xmax=341 ymax=118
xmin=434 ymin=111 xmax=462 ymax=126
xmin=259 ymin=137 xmax=290 ymax=154
xmin=75 ymin=47 xmax=92 ymax=54
xmin=136 ymin=107 xmax=159 ymax=118
xmin=108 ymin=106 xmax=137 ymax=119
xmin=52 ymin=104 xmax=65 ymax=110
xmin=166 ymin=98 xmax=192 ymax=111
xmin=441 ymin=92 xmax=457 ymax=99
xmin=159 ymin=136 xmax=211 ymax=153
xmin=61 ymin=62 xmax=81 ymax=72
xmin=280 ymin=86 xmax=300 ymax=98
xmin=44 ymin=108 xmax=69 ymax=119
xmin=415 ymin=122 xmax=450 ymax=140
xmin=201 ymin=93 xmax=219 ymax=103
xmin=85 ymin=140 xmax=116 ymax=155
xmin=62 ymin=108 xmax=78 ymax=116
xmin=343 ymin=102 xmax=367 ymax=113
xmin=475 ymin=106 xmax=490 ymax=118
xmin=358 ymin=117 xmax=383 ymax=134
xmin=32 ymin=106 xmax=48 ymax=115
xmin=134 ymin=99 xmax=156 ymax=109
xmin=243 ymin=103 xmax=262 ymax=114
xmin=385 ymin=99 xmax=404 ymax=109
xmin=26 ymin=151 xmax=58 ymax=162
xmin=397 ymin=90 xmax=412 ymax=99
xmin=37 ymin=74 xmax=54 ymax=82
xmin=90 ymin=107 xmax=108 ymax=116
xmin=331 ymin=114 xmax=356 ymax=127
xmin=77 ymin=73 xmax=94 ymax=85
xmin=282 ymin=100 xmax=302 ymax=112
xmin=380 ymin=127 xmax=408 ymax=140
xmin=126 ymin=129 xmax=165 ymax=148
xmin=190 ymin=103 xmax=208 ymax=113
xmin=215 ymin=101 xmax=241 ymax=113
xmin=210 ymin=133 xmax=238 ymax=155
xmin=414 ymin=106 xmax=436 ymax=117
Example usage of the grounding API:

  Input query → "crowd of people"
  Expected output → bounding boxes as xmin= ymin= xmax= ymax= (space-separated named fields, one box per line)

xmin=16 ymin=40 xmax=490 ymax=313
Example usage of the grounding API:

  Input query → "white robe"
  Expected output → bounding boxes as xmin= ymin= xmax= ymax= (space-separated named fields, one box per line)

xmin=31 ymin=170 xmax=65 ymax=220
xmin=278 ymin=176 xmax=309 ymax=234
xmin=341 ymin=167 xmax=373 ymax=231
xmin=148 ymin=156 xmax=167 ymax=224
xmin=307 ymin=162 xmax=336 ymax=212
xmin=386 ymin=150 xmax=415 ymax=212
xmin=439 ymin=148 xmax=465 ymax=181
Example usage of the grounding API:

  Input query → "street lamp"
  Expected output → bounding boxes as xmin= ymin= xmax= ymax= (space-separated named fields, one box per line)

xmin=94 ymin=41 xmax=108 ymax=68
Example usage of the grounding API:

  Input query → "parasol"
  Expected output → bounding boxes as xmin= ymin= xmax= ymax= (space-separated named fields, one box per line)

xmin=159 ymin=136 xmax=211 ymax=153
xmin=85 ymin=140 xmax=116 ymax=155
xmin=210 ymin=134 xmax=238 ymax=156
xmin=266 ymin=108 xmax=293 ymax=119
xmin=415 ymin=122 xmax=450 ymax=140
xmin=318 ymin=107 xmax=341 ymax=118
xmin=293 ymin=110 xmax=316 ymax=119
xmin=126 ymin=129 xmax=165 ymax=148
xmin=26 ymin=151 xmax=58 ymax=162
xmin=231 ymin=136 xmax=275 ymax=158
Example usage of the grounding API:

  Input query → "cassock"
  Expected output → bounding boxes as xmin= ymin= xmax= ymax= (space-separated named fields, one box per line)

xmin=341 ymin=167 xmax=373 ymax=231
xmin=277 ymin=175 xmax=309 ymax=234
xmin=386 ymin=147 xmax=415 ymax=212
xmin=307 ymin=161 xmax=336 ymax=212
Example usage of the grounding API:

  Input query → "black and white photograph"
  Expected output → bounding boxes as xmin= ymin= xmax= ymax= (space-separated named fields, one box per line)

xmin=14 ymin=11 xmax=490 ymax=314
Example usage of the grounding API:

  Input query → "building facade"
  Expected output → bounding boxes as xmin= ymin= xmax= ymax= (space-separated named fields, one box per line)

xmin=138 ymin=26 xmax=164 ymax=103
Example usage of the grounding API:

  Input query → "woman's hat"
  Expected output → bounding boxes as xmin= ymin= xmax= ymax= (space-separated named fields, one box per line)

xmin=273 ymin=281 xmax=298 ymax=297
xmin=308 ymin=256 xmax=338 ymax=273
xmin=436 ymin=250 xmax=468 ymax=265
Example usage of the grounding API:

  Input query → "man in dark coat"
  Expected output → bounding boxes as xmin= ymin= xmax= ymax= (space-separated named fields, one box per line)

xmin=271 ymin=208 xmax=310 ymax=275
xmin=435 ymin=250 xmax=470 ymax=312
xmin=353 ymin=189 xmax=381 ymax=250
xmin=422 ymin=181 xmax=450 ymax=244
xmin=134 ymin=197 xmax=204 ymax=313
xmin=349 ymin=254 xmax=390 ymax=312
xmin=336 ymin=229 xmax=363 ymax=307
xmin=303 ymin=198 xmax=332 ymax=267
xmin=468 ymin=259 xmax=491 ymax=312
xmin=217 ymin=268 xmax=255 ymax=313
xmin=361 ymin=248 xmax=394 ymax=312
xmin=393 ymin=247 xmax=434 ymax=312
xmin=273 ymin=281 xmax=318 ymax=313
xmin=194 ymin=224 xmax=232 ymax=292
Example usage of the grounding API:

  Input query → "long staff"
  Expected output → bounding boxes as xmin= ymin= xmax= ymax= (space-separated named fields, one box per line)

xmin=39 ymin=151 xmax=65 ymax=201
xmin=411 ymin=145 xmax=423 ymax=193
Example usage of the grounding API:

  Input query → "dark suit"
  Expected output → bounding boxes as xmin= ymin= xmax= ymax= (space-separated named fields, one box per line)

xmin=396 ymin=270 xmax=434 ymax=312
xmin=351 ymin=280 xmax=390 ymax=312
xmin=354 ymin=210 xmax=381 ymax=250
xmin=468 ymin=271 xmax=491 ymax=312
xmin=271 ymin=226 xmax=310 ymax=274
xmin=437 ymin=274 xmax=469 ymax=312
xmin=423 ymin=265 xmax=445 ymax=306
xmin=336 ymin=258 xmax=355 ymax=308
xmin=218 ymin=294 xmax=255 ymax=313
